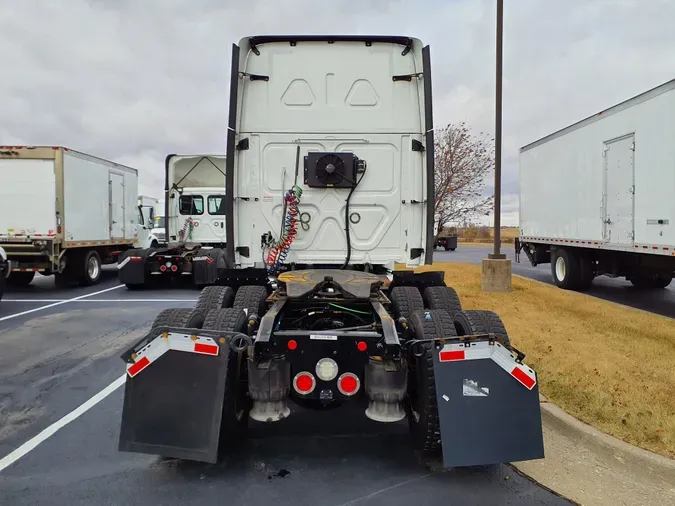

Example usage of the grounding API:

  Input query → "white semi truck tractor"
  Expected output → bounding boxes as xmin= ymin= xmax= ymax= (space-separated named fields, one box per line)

xmin=118 ymin=154 xmax=228 ymax=289
xmin=117 ymin=35 xmax=545 ymax=470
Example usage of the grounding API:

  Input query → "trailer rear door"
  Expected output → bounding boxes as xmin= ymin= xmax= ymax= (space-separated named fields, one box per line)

xmin=110 ymin=172 xmax=125 ymax=238
xmin=603 ymin=134 xmax=635 ymax=245
xmin=0 ymin=159 xmax=57 ymax=237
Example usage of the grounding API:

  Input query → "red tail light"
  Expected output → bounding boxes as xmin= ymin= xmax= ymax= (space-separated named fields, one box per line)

xmin=171 ymin=265 xmax=178 ymax=272
xmin=337 ymin=373 xmax=360 ymax=396
xmin=293 ymin=372 xmax=316 ymax=395
xmin=159 ymin=265 xmax=167 ymax=272
xmin=287 ymin=339 xmax=297 ymax=350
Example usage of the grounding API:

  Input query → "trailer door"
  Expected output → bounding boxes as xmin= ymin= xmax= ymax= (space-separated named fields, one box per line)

xmin=110 ymin=172 xmax=125 ymax=238
xmin=603 ymin=134 xmax=635 ymax=245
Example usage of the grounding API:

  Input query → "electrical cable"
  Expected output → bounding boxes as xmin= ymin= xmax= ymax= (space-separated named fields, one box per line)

xmin=341 ymin=167 xmax=366 ymax=269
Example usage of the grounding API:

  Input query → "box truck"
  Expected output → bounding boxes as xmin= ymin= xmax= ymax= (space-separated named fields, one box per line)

xmin=518 ymin=78 xmax=675 ymax=290
xmin=0 ymin=146 xmax=145 ymax=286
xmin=117 ymin=154 xmax=227 ymax=289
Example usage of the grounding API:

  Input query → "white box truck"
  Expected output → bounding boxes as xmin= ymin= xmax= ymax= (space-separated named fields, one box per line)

xmin=519 ymin=78 xmax=675 ymax=290
xmin=117 ymin=154 xmax=227 ymax=289
xmin=0 ymin=146 xmax=145 ymax=286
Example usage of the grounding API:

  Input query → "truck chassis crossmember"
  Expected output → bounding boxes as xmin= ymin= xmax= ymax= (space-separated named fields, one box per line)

xmin=118 ymin=269 xmax=545 ymax=468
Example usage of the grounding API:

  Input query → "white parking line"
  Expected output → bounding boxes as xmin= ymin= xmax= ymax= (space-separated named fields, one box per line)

xmin=1 ymin=299 xmax=198 ymax=303
xmin=0 ymin=374 xmax=126 ymax=473
xmin=0 ymin=285 xmax=125 ymax=322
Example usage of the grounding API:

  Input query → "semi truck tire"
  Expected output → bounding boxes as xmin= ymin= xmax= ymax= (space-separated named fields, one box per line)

xmin=390 ymin=286 xmax=424 ymax=319
xmin=407 ymin=309 xmax=457 ymax=457
xmin=196 ymin=286 xmax=235 ymax=312
xmin=7 ymin=271 xmax=36 ymax=286
xmin=151 ymin=308 xmax=205 ymax=329
xmin=202 ymin=308 xmax=250 ymax=451
xmin=78 ymin=250 xmax=102 ymax=286
xmin=453 ymin=310 xmax=511 ymax=348
xmin=423 ymin=286 xmax=462 ymax=317
xmin=232 ymin=285 xmax=268 ymax=318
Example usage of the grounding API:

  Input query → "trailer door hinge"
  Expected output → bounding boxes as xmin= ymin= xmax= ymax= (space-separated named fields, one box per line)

xmin=629 ymin=185 xmax=635 ymax=194
xmin=236 ymin=138 xmax=249 ymax=151
xmin=630 ymin=142 xmax=635 ymax=151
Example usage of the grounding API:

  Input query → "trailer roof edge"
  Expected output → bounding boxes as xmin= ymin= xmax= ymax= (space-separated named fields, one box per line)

xmin=520 ymin=77 xmax=675 ymax=153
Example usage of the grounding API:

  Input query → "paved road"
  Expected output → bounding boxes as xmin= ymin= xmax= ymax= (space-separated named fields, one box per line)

xmin=434 ymin=245 xmax=675 ymax=319
xmin=0 ymin=268 xmax=572 ymax=505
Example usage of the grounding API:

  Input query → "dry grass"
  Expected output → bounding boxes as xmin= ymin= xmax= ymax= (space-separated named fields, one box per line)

xmin=411 ymin=262 xmax=675 ymax=458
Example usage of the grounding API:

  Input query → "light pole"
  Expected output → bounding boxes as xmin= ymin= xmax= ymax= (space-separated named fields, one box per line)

xmin=490 ymin=0 xmax=505 ymax=261
xmin=482 ymin=0 xmax=511 ymax=292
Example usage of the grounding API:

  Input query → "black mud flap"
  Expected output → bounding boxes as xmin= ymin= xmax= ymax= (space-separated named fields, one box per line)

xmin=432 ymin=340 xmax=545 ymax=468
xmin=118 ymin=254 xmax=146 ymax=285
xmin=118 ymin=326 xmax=231 ymax=463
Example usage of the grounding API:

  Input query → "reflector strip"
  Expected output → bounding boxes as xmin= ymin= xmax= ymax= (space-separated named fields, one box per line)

xmin=127 ymin=356 xmax=150 ymax=377
xmin=439 ymin=350 xmax=465 ymax=361
xmin=511 ymin=366 xmax=536 ymax=390
xmin=437 ymin=340 xmax=537 ymax=390
xmin=194 ymin=343 xmax=218 ymax=355
xmin=117 ymin=257 xmax=131 ymax=269
xmin=125 ymin=332 xmax=220 ymax=378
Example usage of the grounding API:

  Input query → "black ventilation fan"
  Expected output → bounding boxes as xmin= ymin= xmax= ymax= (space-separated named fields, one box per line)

xmin=304 ymin=152 xmax=356 ymax=188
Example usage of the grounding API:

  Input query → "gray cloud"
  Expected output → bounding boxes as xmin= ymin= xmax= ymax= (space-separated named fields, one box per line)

xmin=2 ymin=0 xmax=674 ymax=226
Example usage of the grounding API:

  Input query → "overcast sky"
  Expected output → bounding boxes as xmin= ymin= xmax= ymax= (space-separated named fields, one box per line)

xmin=2 ymin=0 xmax=674 ymax=226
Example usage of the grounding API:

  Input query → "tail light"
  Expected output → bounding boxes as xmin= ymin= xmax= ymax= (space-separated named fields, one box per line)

xmin=337 ymin=373 xmax=360 ymax=396
xmin=293 ymin=372 xmax=316 ymax=395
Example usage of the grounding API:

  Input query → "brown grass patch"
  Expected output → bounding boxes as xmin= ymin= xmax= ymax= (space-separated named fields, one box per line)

xmin=409 ymin=262 xmax=675 ymax=458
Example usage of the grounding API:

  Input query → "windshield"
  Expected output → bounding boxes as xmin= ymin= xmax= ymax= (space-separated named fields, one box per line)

xmin=154 ymin=216 xmax=165 ymax=229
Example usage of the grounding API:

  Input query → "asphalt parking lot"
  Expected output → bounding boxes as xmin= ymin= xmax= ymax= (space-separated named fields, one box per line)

xmin=0 ymin=264 xmax=576 ymax=505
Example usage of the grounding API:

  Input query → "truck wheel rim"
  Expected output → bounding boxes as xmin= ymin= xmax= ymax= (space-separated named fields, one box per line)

xmin=88 ymin=257 xmax=100 ymax=279
xmin=555 ymin=257 xmax=566 ymax=281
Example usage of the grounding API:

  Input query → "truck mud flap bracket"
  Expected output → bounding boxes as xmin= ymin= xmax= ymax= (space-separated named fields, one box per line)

xmin=432 ymin=339 xmax=544 ymax=468
xmin=118 ymin=326 xmax=250 ymax=464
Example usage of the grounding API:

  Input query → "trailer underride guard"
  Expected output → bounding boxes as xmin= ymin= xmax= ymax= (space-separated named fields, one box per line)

xmin=118 ymin=35 xmax=544 ymax=469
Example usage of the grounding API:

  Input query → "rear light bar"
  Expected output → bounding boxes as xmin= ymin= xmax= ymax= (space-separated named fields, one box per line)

xmin=438 ymin=340 xmax=537 ymax=390
xmin=126 ymin=332 xmax=220 ymax=378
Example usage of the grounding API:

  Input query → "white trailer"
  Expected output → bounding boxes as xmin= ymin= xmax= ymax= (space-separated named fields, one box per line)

xmin=0 ymin=146 xmax=143 ymax=286
xmin=519 ymin=78 xmax=675 ymax=290
xmin=117 ymin=154 xmax=227 ymax=289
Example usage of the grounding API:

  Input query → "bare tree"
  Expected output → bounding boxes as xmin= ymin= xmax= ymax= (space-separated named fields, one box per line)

xmin=433 ymin=122 xmax=494 ymax=235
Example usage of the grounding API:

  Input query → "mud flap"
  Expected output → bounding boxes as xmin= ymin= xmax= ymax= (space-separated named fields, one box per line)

xmin=117 ymin=253 xmax=146 ymax=285
xmin=192 ymin=249 xmax=222 ymax=285
xmin=118 ymin=326 xmax=231 ymax=463
xmin=432 ymin=339 xmax=545 ymax=467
